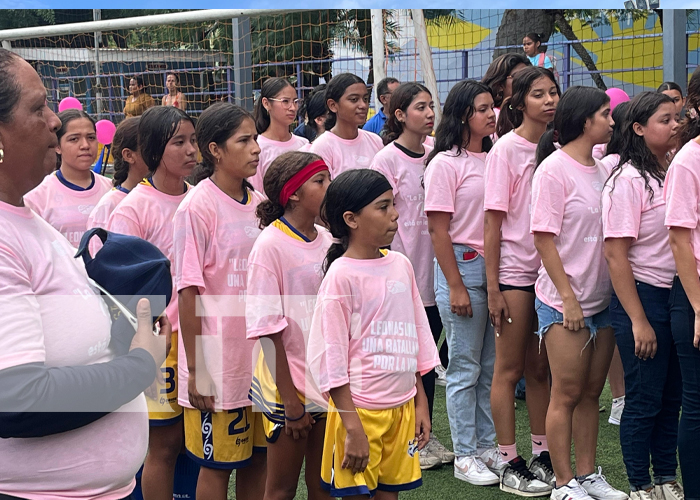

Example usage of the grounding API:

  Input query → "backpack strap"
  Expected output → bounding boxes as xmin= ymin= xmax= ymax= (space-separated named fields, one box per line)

xmin=538 ymin=53 xmax=546 ymax=67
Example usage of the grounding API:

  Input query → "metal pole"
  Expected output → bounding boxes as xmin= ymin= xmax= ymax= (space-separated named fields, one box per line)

xmin=93 ymin=9 xmax=102 ymax=118
xmin=662 ymin=9 xmax=687 ymax=95
xmin=411 ymin=9 xmax=442 ymax=126
xmin=562 ymin=43 xmax=571 ymax=91
xmin=371 ymin=9 xmax=386 ymax=112
xmin=232 ymin=16 xmax=254 ymax=111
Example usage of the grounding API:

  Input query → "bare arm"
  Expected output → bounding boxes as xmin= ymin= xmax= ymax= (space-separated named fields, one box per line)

xmin=484 ymin=210 xmax=511 ymax=335
xmin=414 ymin=373 xmax=430 ymax=449
xmin=329 ymin=384 xmax=369 ymax=474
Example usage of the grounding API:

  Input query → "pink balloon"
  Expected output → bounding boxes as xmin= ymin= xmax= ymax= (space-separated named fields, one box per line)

xmin=58 ymin=96 xmax=82 ymax=112
xmin=606 ymin=88 xmax=630 ymax=111
xmin=95 ymin=120 xmax=117 ymax=145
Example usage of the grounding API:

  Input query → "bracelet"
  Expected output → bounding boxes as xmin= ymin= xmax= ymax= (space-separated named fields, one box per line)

xmin=284 ymin=409 xmax=306 ymax=422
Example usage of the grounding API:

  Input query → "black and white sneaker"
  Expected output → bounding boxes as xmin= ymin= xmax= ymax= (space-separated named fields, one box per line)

xmin=529 ymin=451 xmax=555 ymax=487
xmin=500 ymin=456 xmax=552 ymax=497
xmin=550 ymin=479 xmax=594 ymax=500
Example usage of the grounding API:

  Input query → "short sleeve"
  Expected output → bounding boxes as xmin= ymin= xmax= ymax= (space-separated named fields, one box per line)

xmin=172 ymin=207 xmax=208 ymax=292
xmin=484 ymin=147 xmax=512 ymax=212
xmin=531 ymin=170 xmax=565 ymax=236
xmin=107 ymin=206 xmax=143 ymax=239
xmin=665 ymin=162 xmax=700 ymax=229
xmin=0 ymin=244 xmax=46 ymax=371
xmin=424 ymin=157 xmax=457 ymax=213
xmin=370 ymin=154 xmax=398 ymax=192
xmin=602 ymin=176 xmax=642 ymax=240
xmin=245 ymin=259 xmax=288 ymax=339
xmin=309 ymin=138 xmax=335 ymax=173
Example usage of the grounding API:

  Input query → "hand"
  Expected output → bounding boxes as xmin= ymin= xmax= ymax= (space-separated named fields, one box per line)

xmin=414 ymin=400 xmax=431 ymax=450
xmin=342 ymin=427 xmax=370 ymax=474
xmin=562 ymin=298 xmax=585 ymax=332
xmin=188 ymin=368 xmax=217 ymax=412
xmin=130 ymin=299 xmax=171 ymax=368
xmin=449 ymin=284 xmax=473 ymax=317
xmin=488 ymin=290 xmax=511 ymax=337
xmin=284 ymin=401 xmax=315 ymax=440
xmin=632 ymin=319 xmax=657 ymax=360
xmin=694 ymin=312 xmax=700 ymax=349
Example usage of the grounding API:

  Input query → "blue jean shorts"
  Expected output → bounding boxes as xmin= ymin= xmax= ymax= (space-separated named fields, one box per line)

xmin=535 ymin=297 xmax=611 ymax=351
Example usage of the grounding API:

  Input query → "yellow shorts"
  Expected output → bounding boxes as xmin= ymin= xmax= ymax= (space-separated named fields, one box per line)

xmin=184 ymin=406 xmax=267 ymax=469
xmin=320 ymin=400 xmax=422 ymax=497
xmin=147 ymin=329 xmax=183 ymax=425
xmin=248 ymin=350 xmax=325 ymax=443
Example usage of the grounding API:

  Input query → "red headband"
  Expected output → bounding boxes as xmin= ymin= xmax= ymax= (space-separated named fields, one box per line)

xmin=279 ymin=159 xmax=329 ymax=206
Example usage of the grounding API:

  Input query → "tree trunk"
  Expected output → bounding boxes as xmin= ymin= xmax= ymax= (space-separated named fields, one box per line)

xmin=553 ymin=11 xmax=607 ymax=90
xmin=493 ymin=9 xmax=555 ymax=59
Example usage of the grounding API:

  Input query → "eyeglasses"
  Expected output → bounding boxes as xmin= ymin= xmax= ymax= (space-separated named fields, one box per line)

xmin=268 ymin=97 xmax=300 ymax=107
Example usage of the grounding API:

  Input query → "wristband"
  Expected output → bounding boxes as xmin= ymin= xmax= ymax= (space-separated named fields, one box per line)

xmin=284 ymin=409 xmax=306 ymax=422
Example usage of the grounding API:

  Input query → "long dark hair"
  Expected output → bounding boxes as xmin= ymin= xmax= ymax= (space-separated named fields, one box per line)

xmin=481 ymin=53 xmax=530 ymax=108
xmin=193 ymin=102 xmax=256 ymax=190
xmin=256 ymin=151 xmax=323 ymax=228
xmin=524 ymin=32 xmax=546 ymax=52
xmin=55 ymin=109 xmax=96 ymax=170
xmin=253 ymin=77 xmax=294 ymax=134
xmin=658 ymin=81 xmax=683 ymax=95
xmin=320 ymin=168 xmax=392 ymax=273
xmin=536 ymin=86 xmax=609 ymax=167
xmin=603 ymin=100 xmax=632 ymax=157
xmin=299 ymin=85 xmax=327 ymax=142
xmin=497 ymin=66 xmax=560 ymax=138
xmin=0 ymin=49 xmax=21 ymax=124
xmin=325 ymin=73 xmax=366 ymax=130
xmin=112 ymin=117 xmax=140 ymax=187
xmin=610 ymin=91 xmax=675 ymax=200
xmin=138 ymin=106 xmax=195 ymax=175
xmin=426 ymin=80 xmax=493 ymax=166
xmin=678 ymin=66 xmax=700 ymax=149
xmin=382 ymin=82 xmax=431 ymax=146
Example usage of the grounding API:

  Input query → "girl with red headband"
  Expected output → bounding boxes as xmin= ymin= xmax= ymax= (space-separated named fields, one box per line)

xmin=246 ymin=151 xmax=332 ymax=500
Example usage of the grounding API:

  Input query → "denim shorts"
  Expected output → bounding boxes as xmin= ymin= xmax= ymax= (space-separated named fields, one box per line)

xmin=535 ymin=297 xmax=611 ymax=351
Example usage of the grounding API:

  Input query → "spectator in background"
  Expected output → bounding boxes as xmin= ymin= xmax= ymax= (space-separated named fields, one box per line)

xmin=124 ymin=76 xmax=155 ymax=118
xmin=363 ymin=77 xmax=400 ymax=136
xmin=523 ymin=33 xmax=553 ymax=70
xmin=294 ymin=84 xmax=328 ymax=143
xmin=162 ymin=72 xmax=187 ymax=111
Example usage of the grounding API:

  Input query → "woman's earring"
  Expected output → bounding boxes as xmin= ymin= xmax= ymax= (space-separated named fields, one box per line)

xmin=0 ymin=149 xmax=4 ymax=164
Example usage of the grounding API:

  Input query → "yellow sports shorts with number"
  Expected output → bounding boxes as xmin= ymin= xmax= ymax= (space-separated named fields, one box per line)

xmin=248 ymin=350 xmax=326 ymax=443
xmin=147 ymin=329 xmax=183 ymax=425
xmin=320 ymin=399 xmax=422 ymax=497
xmin=184 ymin=406 xmax=267 ymax=468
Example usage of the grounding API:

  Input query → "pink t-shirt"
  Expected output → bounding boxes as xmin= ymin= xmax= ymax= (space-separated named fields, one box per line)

xmin=248 ymin=134 xmax=309 ymax=194
xmin=108 ymin=182 xmax=189 ymax=330
xmin=246 ymin=224 xmax=332 ymax=403
xmin=87 ymin=187 xmax=127 ymax=230
xmin=531 ymin=149 xmax=612 ymax=316
xmin=603 ymin=162 xmax=675 ymax=289
xmin=308 ymin=251 xmax=440 ymax=410
xmin=173 ymin=179 xmax=265 ymax=409
xmin=24 ymin=171 xmax=112 ymax=247
xmin=370 ymin=142 xmax=435 ymax=306
xmin=309 ymin=129 xmax=383 ymax=178
xmin=0 ymin=201 xmax=147 ymax=500
xmin=484 ymin=131 xmax=540 ymax=286
xmin=593 ymin=143 xmax=607 ymax=160
xmin=599 ymin=153 xmax=621 ymax=176
xmin=664 ymin=140 xmax=700 ymax=277
xmin=423 ymin=135 xmax=435 ymax=148
xmin=425 ymin=147 xmax=487 ymax=257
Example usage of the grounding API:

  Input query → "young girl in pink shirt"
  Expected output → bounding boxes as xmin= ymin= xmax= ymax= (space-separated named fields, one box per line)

xmin=246 ymin=151 xmax=332 ymax=500
xmin=369 ymin=82 xmax=452 ymax=470
xmin=87 ymin=116 xmax=148 ymax=229
xmin=604 ymin=91 xmax=683 ymax=500
xmin=310 ymin=73 xmax=383 ymax=177
xmin=532 ymin=86 xmax=626 ymax=500
xmin=664 ymin=65 xmax=700 ymax=500
xmin=108 ymin=106 xmax=197 ymax=500
xmin=483 ymin=66 xmax=559 ymax=494
xmin=24 ymin=109 xmax=111 ymax=246
xmin=308 ymin=168 xmax=439 ymax=499
xmin=249 ymin=77 xmax=309 ymax=193
xmin=174 ymin=102 xmax=267 ymax=500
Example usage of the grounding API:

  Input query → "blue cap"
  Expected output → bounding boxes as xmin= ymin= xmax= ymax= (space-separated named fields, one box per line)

xmin=75 ymin=228 xmax=172 ymax=355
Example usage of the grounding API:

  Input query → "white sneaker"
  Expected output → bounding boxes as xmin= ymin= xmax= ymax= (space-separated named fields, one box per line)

xmin=454 ymin=455 xmax=500 ymax=486
xmin=654 ymin=481 xmax=684 ymax=500
xmin=550 ymin=479 xmax=594 ymax=500
xmin=629 ymin=489 xmax=654 ymax=500
xmin=578 ymin=467 xmax=630 ymax=500
xmin=427 ymin=432 xmax=454 ymax=464
xmin=419 ymin=445 xmax=442 ymax=470
xmin=435 ymin=364 xmax=447 ymax=387
xmin=608 ymin=396 xmax=625 ymax=425
xmin=479 ymin=447 xmax=507 ymax=475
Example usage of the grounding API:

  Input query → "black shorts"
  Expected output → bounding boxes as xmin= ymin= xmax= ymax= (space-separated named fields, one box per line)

xmin=499 ymin=283 xmax=536 ymax=294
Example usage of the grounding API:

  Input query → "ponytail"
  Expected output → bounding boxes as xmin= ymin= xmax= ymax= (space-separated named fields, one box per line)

xmin=496 ymin=97 xmax=521 ymax=137
xmin=535 ymin=126 xmax=558 ymax=166
xmin=111 ymin=117 xmax=140 ymax=187
xmin=322 ymin=238 xmax=349 ymax=275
